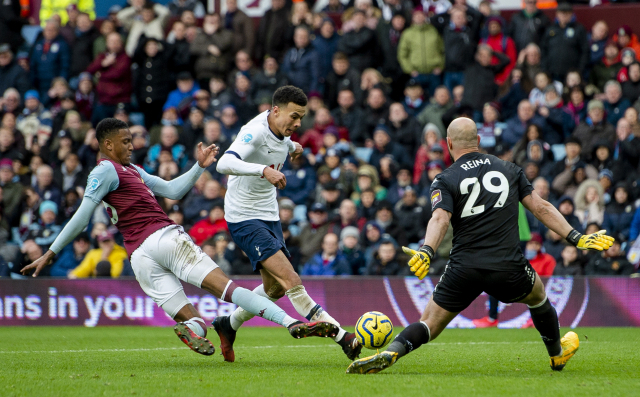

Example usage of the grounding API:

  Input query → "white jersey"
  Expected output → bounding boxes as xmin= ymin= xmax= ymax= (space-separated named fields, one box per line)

xmin=222 ymin=111 xmax=295 ymax=223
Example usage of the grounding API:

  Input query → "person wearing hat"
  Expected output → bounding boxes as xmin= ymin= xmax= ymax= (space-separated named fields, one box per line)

xmin=613 ymin=25 xmax=640 ymax=62
xmin=19 ymin=200 xmax=62 ymax=254
xmin=16 ymin=89 xmax=54 ymax=145
xmin=301 ymin=232 xmax=351 ymax=276
xmin=0 ymin=44 xmax=30 ymax=98
xmin=397 ymin=7 xmax=444 ymax=97
xmin=68 ymin=230 xmax=128 ymax=279
xmin=571 ymin=99 xmax=615 ymax=157
xmin=188 ymin=200 xmax=229 ymax=246
xmin=339 ymin=225 xmax=366 ymax=275
xmin=507 ymin=0 xmax=551 ymax=53
xmin=402 ymin=78 xmax=426 ymax=117
xmin=539 ymin=3 xmax=588 ymax=81
xmin=481 ymin=16 xmax=516 ymax=86
xmin=49 ymin=231 xmax=91 ymax=277
xmin=191 ymin=13 xmax=233 ymax=85
xmin=86 ymin=32 xmax=132 ymax=125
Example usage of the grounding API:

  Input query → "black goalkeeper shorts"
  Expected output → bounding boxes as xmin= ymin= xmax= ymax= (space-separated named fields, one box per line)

xmin=432 ymin=262 xmax=537 ymax=313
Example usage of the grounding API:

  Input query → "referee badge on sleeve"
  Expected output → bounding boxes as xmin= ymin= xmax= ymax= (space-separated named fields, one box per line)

xmin=431 ymin=190 xmax=442 ymax=209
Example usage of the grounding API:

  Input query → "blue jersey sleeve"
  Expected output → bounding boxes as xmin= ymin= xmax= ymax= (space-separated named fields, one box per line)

xmin=84 ymin=161 xmax=120 ymax=204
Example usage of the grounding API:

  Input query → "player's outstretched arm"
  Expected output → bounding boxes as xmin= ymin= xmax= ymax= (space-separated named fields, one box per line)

xmin=522 ymin=191 xmax=614 ymax=251
xmin=403 ymin=208 xmax=452 ymax=280
xmin=20 ymin=197 xmax=99 ymax=277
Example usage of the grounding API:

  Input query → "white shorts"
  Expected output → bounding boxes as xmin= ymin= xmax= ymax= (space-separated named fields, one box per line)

xmin=130 ymin=225 xmax=218 ymax=316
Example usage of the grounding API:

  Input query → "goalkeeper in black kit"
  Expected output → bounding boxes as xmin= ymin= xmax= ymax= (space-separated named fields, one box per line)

xmin=347 ymin=118 xmax=614 ymax=375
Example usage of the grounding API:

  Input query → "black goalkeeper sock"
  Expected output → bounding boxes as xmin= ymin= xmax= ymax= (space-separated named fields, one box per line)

xmin=488 ymin=295 xmax=499 ymax=320
xmin=386 ymin=322 xmax=430 ymax=359
xmin=529 ymin=297 xmax=562 ymax=357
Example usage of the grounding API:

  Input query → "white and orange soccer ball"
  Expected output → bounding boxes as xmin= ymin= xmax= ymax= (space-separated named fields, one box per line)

xmin=355 ymin=311 xmax=394 ymax=350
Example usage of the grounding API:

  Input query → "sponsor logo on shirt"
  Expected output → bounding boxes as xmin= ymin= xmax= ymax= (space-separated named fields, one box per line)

xmin=431 ymin=189 xmax=442 ymax=209
xmin=241 ymin=134 xmax=253 ymax=143
xmin=87 ymin=178 xmax=99 ymax=193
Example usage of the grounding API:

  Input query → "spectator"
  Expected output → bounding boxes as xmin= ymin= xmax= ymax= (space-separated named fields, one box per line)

xmin=86 ymin=32 xmax=132 ymax=125
xmin=376 ymin=11 xmax=406 ymax=92
xmin=537 ymin=87 xmax=573 ymax=144
xmin=585 ymin=237 xmax=634 ymax=276
xmin=589 ymin=41 xmax=622 ymax=93
xmin=331 ymin=89 xmax=365 ymax=144
xmin=69 ymin=230 xmax=128 ymax=278
xmin=528 ymin=72 xmax=562 ymax=109
xmin=525 ymin=232 xmax=556 ymax=276
xmin=282 ymin=156 xmax=316 ymax=206
xmin=337 ymin=10 xmax=378 ymax=73
xmin=612 ymin=118 xmax=640 ymax=178
xmin=49 ymin=232 xmax=91 ymax=277
xmin=301 ymin=232 xmax=351 ymax=276
xmin=502 ymin=100 xmax=546 ymax=147
xmin=21 ymin=200 xmax=62 ymax=251
xmin=369 ymin=125 xmax=407 ymax=173
xmin=189 ymin=201 xmax=228 ymax=245
xmin=556 ymin=195 xmax=583 ymax=232
xmin=588 ymin=21 xmax=609 ymax=69
xmin=339 ymin=226 xmax=366 ymax=275
xmin=603 ymin=80 xmax=630 ymax=127
xmin=397 ymin=8 xmax=444 ymax=97
xmin=402 ymin=79 xmax=426 ymax=117
xmin=165 ymin=21 xmax=191 ymax=73
xmin=30 ymin=20 xmax=70 ymax=101
xmin=299 ymin=202 xmax=331 ymax=264
xmin=255 ymin=0 xmax=290 ymax=61
xmin=613 ymin=25 xmax=640 ymax=62
xmin=393 ymin=186 xmax=428 ymax=243
xmin=133 ymin=37 xmax=175 ymax=129
xmin=507 ymin=0 xmax=551 ymax=52
xmin=0 ymin=44 xmax=30 ymax=98
xmin=313 ymin=18 xmax=339 ymax=82
xmin=252 ymin=57 xmax=288 ymax=104
xmin=329 ymin=198 xmax=365 ymax=235
xmin=416 ymin=86 xmax=452 ymax=135
xmin=364 ymin=238 xmax=406 ymax=275
xmin=621 ymin=62 xmax=640 ymax=102
xmin=220 ymin=105 xmax=241 ymax=140
xmin=553 ymin=245 xmax=582 ymax=276
xmin=602 ymin=183 xmax=634 ymax=241
xmin=164 ymin=72 xmax=200 ymax=115
xmin=224 ymin=0 xmax=254 ymax=56
xmin=117 ymin=1 xmax=170 ymax=56
xmin=476 ymin=102 xmax=504 ymax=150
xmin=482 ymin=16 xmax=516 ymax=86
xmin=324 ymin=53 xmax=362 ymax=111
xmin=15 ymin=90 xmax=54 ymax=150
xmin=0 ymin=158 xmax=22 ymax=223
xmin=68 ymin=13 xmax=99 ymax=81
xmin=572 ymin=99 xmax=616 ymax=158
xmin=441 ymin=8 xmax=476 ymax=92
xmin=462 ymin=45 xmax=510 ymax=117
xmin=144 ymin=125 xmax=187 ymax=174
xmin=191 ymin=13 xmax=233 ymax=84
xmin=168 ymin=0 xmax=205 ymax=17
xmin=53 ymin=153 xmax=87 ymax=193
xmin=574 ymin=179 xmax=605 ymax=230
xmin=387 ymin=102 xmax=421 ymax=156
xmin=0 ymin=0 xmax=26 ymax=54
xmin=281 ymin=26 xmax=320 ymax=94
xmin=362 ymin=88 xmax=390 ymax=140
xmin=540 ymin=3 xmax=588 ymax=81
xmin=1 ymin=88 xmax=22 ymax=117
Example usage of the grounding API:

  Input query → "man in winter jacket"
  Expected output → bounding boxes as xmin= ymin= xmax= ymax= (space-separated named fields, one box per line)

xmin=117 ymin=1 xmax=170 ymax=56
xmin=224 ymin=0 xmax=255 ymax=56
xmin=540 ymin=3 xmax=589 ymax=80
xmin=282 ymin=26 xmax=320 ymax=94
xmin=301 ymin=233 xmax=352 ymax=276
xmin=0 ymin=45 xmax=30 ymax=98
xmin=68 ymin=13 xmax=99 ymax=79
xmin=337 ymin=10 xmax=378 ymax=73
xmin=397 ymin=8 xmax=444 ymax=96
xmin=191 ymin=13 xmax=233 ymax=82
xmin=507 ymin=0 xmax=550 ymax=52
xmin=30 ymin=20 xmax=70 ymax=100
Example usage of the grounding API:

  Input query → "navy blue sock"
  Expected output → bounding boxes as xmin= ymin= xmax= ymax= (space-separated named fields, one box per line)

xmin=386 ymin=322 xmax=430 ymax=358
xmin=488 ymin=296 xmax=499 ymax=320
xmin=529 ymin=298 xmax=562 ymax=356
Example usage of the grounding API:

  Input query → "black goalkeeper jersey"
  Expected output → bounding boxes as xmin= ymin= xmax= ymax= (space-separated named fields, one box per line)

xmin=429 ymin=152 xmax=534 ymax=270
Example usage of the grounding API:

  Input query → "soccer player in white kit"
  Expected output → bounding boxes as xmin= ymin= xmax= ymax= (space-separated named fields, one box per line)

xmin=21 ymin=118 xmax=339 ymax=357
xmin=214 ymin=86 xmax=363 ymax=361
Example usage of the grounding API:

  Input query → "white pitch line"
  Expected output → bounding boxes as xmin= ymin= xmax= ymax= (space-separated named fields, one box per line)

xmin=0 ymin=340 xmax=610 ymax=354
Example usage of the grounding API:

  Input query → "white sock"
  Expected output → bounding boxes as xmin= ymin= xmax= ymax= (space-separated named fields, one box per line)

xmin=229 ymin=284 xmax=278 ymax=331
xmin=184 ymin=317 xmax=207 ymax=338
xmin=285 ymin=285 xmax=346 ymax=342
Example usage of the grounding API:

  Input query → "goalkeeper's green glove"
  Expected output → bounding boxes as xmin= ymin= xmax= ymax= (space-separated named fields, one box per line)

xmin=566 ymin=229 xmax=615 ymax=251
xmin=402 ymin=245 xmax=434 ymax=280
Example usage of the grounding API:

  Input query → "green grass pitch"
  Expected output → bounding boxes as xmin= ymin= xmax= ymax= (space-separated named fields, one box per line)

xmin=1 ymin=326 xmax=638 ymax=397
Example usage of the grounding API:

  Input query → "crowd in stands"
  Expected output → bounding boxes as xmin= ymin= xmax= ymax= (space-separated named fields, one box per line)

xmin=1 ymin=0 xmax=640 ymax=278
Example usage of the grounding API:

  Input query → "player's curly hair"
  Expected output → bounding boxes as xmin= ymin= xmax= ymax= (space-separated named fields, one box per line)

xmin=272 ymin=86 xmax=308 ymax=108
xmin=96 ymin=118 xmax=129 ymax=144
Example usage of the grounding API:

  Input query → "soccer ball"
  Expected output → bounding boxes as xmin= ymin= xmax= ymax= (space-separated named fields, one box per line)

xmin=355 ymin=311 xmax=394 ymax=350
